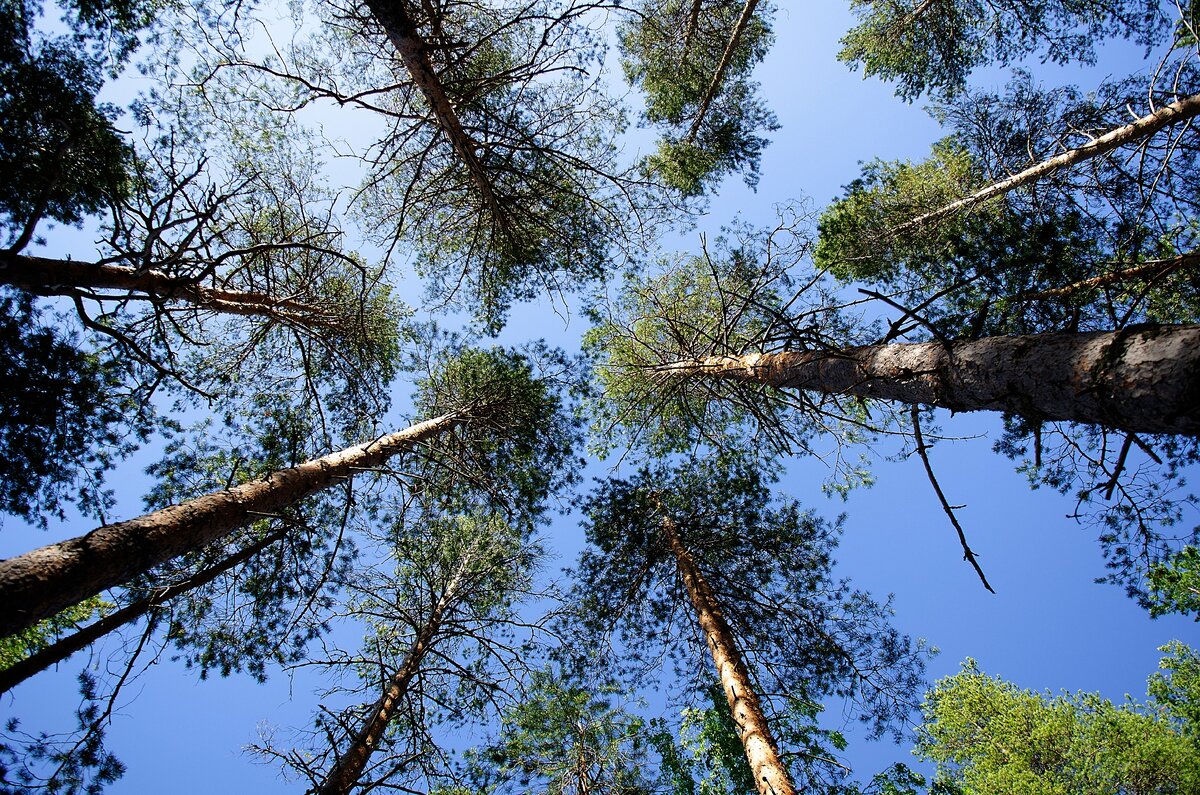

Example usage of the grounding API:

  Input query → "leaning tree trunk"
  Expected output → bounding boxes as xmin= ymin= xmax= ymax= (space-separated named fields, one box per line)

xmin=315 ymin=566 xmax=464 ymax=795
xmin=654 ymin=325 xmax=1200 ymax=436
xmin=659 ymin=511 xmax=797 ymax=795
xmin=685 ymin=0 xmax=761 ymax=143
xmin=0 ymin=251 xmax=341 ymax=329
xmin=0 ymin=527 xmax=287 ymax=694
xmin=0 ymin=411 xmax=466 ymax=639
xmin=892 ymin=91 xmax=1200 ymax=234
xmin=363 ymin=0 xmax=502 ymax=217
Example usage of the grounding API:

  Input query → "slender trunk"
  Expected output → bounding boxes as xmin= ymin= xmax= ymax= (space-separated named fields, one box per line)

xmin=315 ymin=568 xmax=464 ymax=795
xmin=893 ymin=92 xmax=1200 ymax=234
xmin=1008 ymin=252 xmax=1199 ymax=302
xmin=684 ymin=0 xmax=760 ymax=144
xmin=363 ymin=0 xmax=502 ymax=218
xmin=653 ymin=325 xmax=1200 ymax=436
xmin=0 ymin=411 xmax=466 ymax=639
xmin=0 ymin=527 xmax=287 ymax=694
xmin=0 ymin=251 xmax=340 ymax=329
xmin=659 ymin=511 xmax=797 ymax=795
xmin=679 ymin=0 xmax=704 ymax=63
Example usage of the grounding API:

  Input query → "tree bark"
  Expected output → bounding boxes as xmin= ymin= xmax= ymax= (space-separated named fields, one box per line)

xmin=0 ymin=251 xmax=341 ymax=329
xmin=0 ymin=527 xmax=287 ymax=694
xmin=893 ymin=92 xmax=1200 ymax=234
xmin=363 ymin=0 xmax=503 ymax=218
xmin=659 ymin=511 xmax=797 ymax=795
xmin=314 ymin=566 xmax=463 ymax=795
xmin=653 ymin=325 xmax=1200 ymax=436
xmin=684 ymin=0 xmax=761 ymax=144
xmin=0 ymin=411 xmax=465 ymax=639
xmin=1008 ymin=252 xmax=1199 ymax=303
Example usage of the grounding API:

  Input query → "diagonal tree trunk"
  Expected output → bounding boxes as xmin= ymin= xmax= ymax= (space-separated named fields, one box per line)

xmin=363 ymin=0 xmax=503 ymax=218
xmin=653 ymin=325 xmax=1200 ymax=436
xmin=1007 ymin=252 xmax=1199 ymax=303
xmin=684 ymin=0 xmax=761 ymax=144
xmin=0 ymin=526 xmax=288 ymax=694
xmin=314 ymin=563 xmax=466 ymax=795
xmin=658 ymin=508 xmax=797 ymax=795
xmin=892 ymin=92 xmax=1200 ymax=234
xmin=0 ymin=251 xmax=343 ymax=330
xmin=0 ymin=411 xmax=467 ymax=639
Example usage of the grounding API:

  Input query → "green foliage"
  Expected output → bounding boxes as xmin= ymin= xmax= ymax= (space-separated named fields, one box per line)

xmin=0 ymin=0 xmax=153 ymax=244
xmin=838 ymin=0 xmax=1170 ymax=101
xmin=0 ymin=597 xmax=111 ymax=672
xmin=915 ymin=655 xmax=1200 ymax=794
xmin=411 ymin=344 xmax=584 ymax=530
xmin=464 ymin=669 xmax=663 ymax=795
xmin=1146 ymin=641 xmax=1200 ymax=740
xmin=574 ymin=455 xmax=928 ymax=753
xmin=0 ymin=290 xmax=153 ymax=526
xmin=620 ymin=0 xmax=777 ymax=195
xmin=1148 ymin=547 xmax=1200 ymax=620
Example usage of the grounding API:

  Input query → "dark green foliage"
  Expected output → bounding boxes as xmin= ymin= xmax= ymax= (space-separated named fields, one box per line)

xmin=0 ymin=291 xmax=151 ymax=525
xmin=410 ymin=343 xmax=584 ymax=531
xmin=1148 ymin=546 xmax=1200 ymax=619
xmin=0 ymin=0 xmax=151 ymax=245
xmin=463 ymin=669 xmax=665 ymax=795
xmin=839 ymin=0 xmax=1170 ymax=101
xmin=0 ymin=671 xmax=125 ymax=795
xmin=573 ymin=455 xmax=927 ymax=789
xmin=620 ymin=0 xmax=777 ymax=196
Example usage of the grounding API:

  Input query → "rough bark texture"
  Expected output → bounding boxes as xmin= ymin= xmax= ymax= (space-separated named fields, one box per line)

xmin=896 ymin=92 xmax=1200 ymax=233
xmin=654 ymin=325 xmax=1200 ymax=435
xmin=363 ymin=0 xmax=502 ymax=216
xmin=0 ymin=251 xmax=340 ymax=328
xmin=685 ymin=0 xmax=761 ymax=143
xmin=659 ymin=513 xmax=797 ymax=795
xmin=315 ymin=568 xmax=462 ymax=795
xmin=0 ymin=412 xmax=464 ymax=639
xmin=0 ymin=528 xmax=286 ymax=694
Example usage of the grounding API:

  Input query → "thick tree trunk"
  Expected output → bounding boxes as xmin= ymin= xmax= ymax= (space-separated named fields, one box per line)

xmin=0 ymin=527 xmax=286 ymax=694
xmin=315 ymin=568 xmax=462 ymax=795
xmin=653 ymin=325 xmax=1200 ymax=436
xmin=0 ymin=412 xmax=465 ymax=639
xmin=894 ymin=92 xmax=1200 ymax=233
xmin=659 ymin=512 xmax=797 ymax=795
xmin=685 ymin=0 xmax=761 ymax=143
xmin=0 ymin=251 xmax=340 ymax=328
xmin=363 ymin=0 xmax=502 ymax=217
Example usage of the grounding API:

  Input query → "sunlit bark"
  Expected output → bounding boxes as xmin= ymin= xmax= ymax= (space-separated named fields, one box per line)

xmin=659 ymin=509 xmax=797 ymax=795
xmin=654 ymin=325 xmax=1200 ymax=435
xmin=0 ymin=412 xmax=465 ymax=638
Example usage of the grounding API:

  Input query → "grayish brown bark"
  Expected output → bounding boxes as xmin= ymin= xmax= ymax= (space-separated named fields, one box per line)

xmin=0 ymin=527 xmax=287 ymax=693
xmin=0 ymin=412 xmax=465 ymax=639
xmin=894 ymin=92 xmax=1200 ymax=233
xmin=653 ymin=325 xmax=1200 ymax=435
xmin=659 ymin=511 xmax=797 ymax=795
xmin=314 ymin=564 xmax=464 ymax=795
xmin=0 ymin=251 xmax=341 ymax=329
xmin=363 ymin=0 xmax=502 ymax=217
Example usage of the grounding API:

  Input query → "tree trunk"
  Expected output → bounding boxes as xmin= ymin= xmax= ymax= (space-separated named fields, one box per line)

xmin=0 ymin=251 xmax=341 ymax=328
xmin=315 ymin=567 xmax=464 ymax=795
xmin=0 ymin=411 xmax=465 ymax=639
xmin=1008 ymin=252 xmax=1199 ymax=303
xmin=363 ymin=0 xmax=502 ymax=218
xmin=653 ymin=325 xmax=1200 ymax=436
xmin=893 ymin=92 xmax=1200 ymax=234
xmin=0 ymin=527 xmax=287 ymax=694
xmin=684 ymin=0 xmax=761 ymax=144
xmin=659 ymin=511 xmax=797 ymax=795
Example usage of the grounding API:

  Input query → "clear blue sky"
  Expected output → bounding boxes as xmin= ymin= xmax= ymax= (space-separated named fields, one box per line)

xmin=3 ymin=2 xmax=1197 ymax=792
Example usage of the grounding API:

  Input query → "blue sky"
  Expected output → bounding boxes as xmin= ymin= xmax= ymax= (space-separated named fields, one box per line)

xmin=3 ymin=2 xmax=1198 ymax=792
